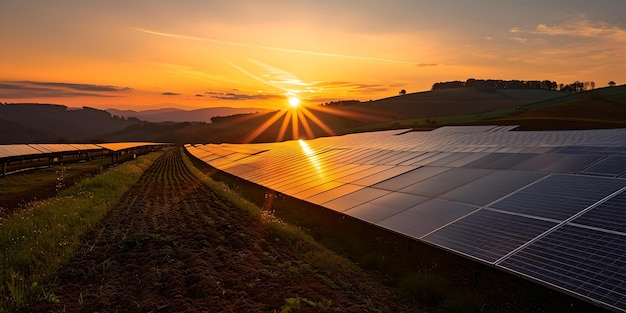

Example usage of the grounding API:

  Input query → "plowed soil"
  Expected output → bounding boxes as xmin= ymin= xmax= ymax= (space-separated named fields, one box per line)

xmin=25 ymin=149 xmax=417 ymax=312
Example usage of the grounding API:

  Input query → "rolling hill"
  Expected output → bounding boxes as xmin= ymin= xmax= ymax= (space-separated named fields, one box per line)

xmin=0 ymin=104 xmax=137 ymax=144
xmin=3 ymin=85 xmax=625 ymax=145
xmin=106 ymin=106 xmax=272 ymax=123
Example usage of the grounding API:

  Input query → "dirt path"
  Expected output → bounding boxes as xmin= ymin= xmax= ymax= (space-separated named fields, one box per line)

xmin=27 ymin=149 xmax=416 ymax=312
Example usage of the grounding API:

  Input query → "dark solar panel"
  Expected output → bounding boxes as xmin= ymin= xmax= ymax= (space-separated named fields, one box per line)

xmin=372 ymin=166 xmax=449 ymax=191
xmin=490 ymin=174 xmax=626 ymax=221
xmin=423 ymin=209 xmax=556 ymax=263
xmin=539 ymin=154 xmax=605 ymax=173
xmin=499 ymin=225 xmax=626 ymax=311
xmin=378 ymin=199 xmax=478 ymax=238
xmin=509 ymin=154 xmax=565 ymax=171
xmin=439 ymin=170 xmax=547 ymax=206
xmin=345 ymin=192 xmax=429 ymax=223
xmin=463 ymin=153 xmax=512 ymax=168
xmin=400 ymin=167 xmax=492 ymax=198
xmin=572 ymin=189 xmax=626 ymax=233
xmin=580 ymin=156 xmax=626 ymax=177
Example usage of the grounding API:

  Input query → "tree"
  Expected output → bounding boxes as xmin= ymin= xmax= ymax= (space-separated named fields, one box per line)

xmin=608 ymin=81 xmax=616 ymax=87
xmin=399 ymin=89 xmax=406 ymax=95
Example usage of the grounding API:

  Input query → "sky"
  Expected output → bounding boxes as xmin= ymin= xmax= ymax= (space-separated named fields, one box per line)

xmin=1 ymin=0 xmax=625 ymax=111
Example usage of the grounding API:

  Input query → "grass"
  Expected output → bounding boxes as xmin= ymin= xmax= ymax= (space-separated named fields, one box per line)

xmin=181 ymin=151 xmax=358 ymax=271
xmin=0 ymin=158 xmax=111 ymax=198
xmin=0 ymin=151 xmax=162 ymax=311
xmin=180 ymin=151 xmax=405 ymax=309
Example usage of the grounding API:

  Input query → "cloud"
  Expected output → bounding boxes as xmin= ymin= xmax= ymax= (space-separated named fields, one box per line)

xmin=508 ymin=16 xmax=626 ymax=63
xmin=195 ymin=94 xmax=204 ymax=97
xmin=27 ymin=81 xmax=132 ymax=92
xmin=134 ymin=27 xmax=417 ymax=64
xmin=0 ymin=81 xmax=131 ymax=99
xmin=311 ymin=81 xmax=387 ymax=93
xmin=161 ymin=92 xmax=180 ymax=96
xmin=534 ymin=20 xmax=626 ymax=41
xmin=204 ymin=91 xmax=282 ymax=101
xmin=415 ymin=63 xmax=438 ymax=67
xmin=513 ymin=17 xmax=626 ymax=42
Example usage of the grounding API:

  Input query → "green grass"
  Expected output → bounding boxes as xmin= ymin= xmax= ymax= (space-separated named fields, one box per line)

xmin=0 ymin=158 xmax=111 ymax=198
xmin=0 ymin=151 xmax=162 ymax=311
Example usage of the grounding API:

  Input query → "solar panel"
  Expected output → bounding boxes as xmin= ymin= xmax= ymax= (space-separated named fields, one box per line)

xmin=98 ymin=142 xmax=168 ymax=151
xmin=400 ymin=167 xmax=492 ymax=198
xmin=0 ymin=145 xmax=42 ymax=158
xmin=439 ymin=170 xmax=548 ymax=206
xmin=351 ymin=165 xmax=418 ymax=186
xmin=378 ymin=199 xmax=478 ymax=238
xmin=580 ymin=156 xmax=626 ymax=177
xmin=572 ymin=189 xmax=626 ymax=233
xmin=323 ymin=187 xmax=391 ymax=212
xmin=423 ymin=209 xmax=557 ymax=263
xmin=344 ymin=192 xmax=429 ymax=223
xmin=372 ymin=166 xmax=449 ymax=191
xmin=305 ymin=184 xmax=364 ymax=206
xmin=498 ymin=225 xmax=626 ymax=311
xmin=490 ymin=174 xmax=626 ymax=221
xmin=539 ymin=154 xmax=605 ymax=173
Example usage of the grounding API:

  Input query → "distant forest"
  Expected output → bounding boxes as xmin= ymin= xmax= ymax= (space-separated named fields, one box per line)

xmin=320 ymin=78 xmax=606 ymax=107
xmin=432 ymin=78 xmax=597 ymax=92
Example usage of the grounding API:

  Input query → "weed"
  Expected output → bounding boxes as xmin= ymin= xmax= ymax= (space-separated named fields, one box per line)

xmin=281 ymin=297 xmax=331 ymax=312
xmin=441 ymin=292 xmax=486 ymax=313
xmin=398 ymin=272 xmax=448 ymax=306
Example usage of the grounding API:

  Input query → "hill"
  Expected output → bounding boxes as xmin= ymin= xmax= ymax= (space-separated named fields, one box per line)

xmin=0 ymin=104 xmax=137 ymax=144
xmin=106 ymin=107 xmax=272 ymax=123
xmin=480 ymin=85 xmax=626 ymax=130
xmin=3 ymin=86 xmax=625 ymax=145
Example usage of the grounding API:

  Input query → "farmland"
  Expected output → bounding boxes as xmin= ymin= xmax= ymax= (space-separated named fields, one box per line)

xmin=5 ymin=149 xmax=418 ymax=312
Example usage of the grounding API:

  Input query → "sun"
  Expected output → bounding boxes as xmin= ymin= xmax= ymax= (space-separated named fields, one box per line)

xmin=288 ymin=96 xmax=301 ymax=108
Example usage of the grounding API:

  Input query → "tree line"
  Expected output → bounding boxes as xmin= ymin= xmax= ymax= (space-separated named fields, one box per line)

xmin=431 ymin=78 xmax=601 ymax=92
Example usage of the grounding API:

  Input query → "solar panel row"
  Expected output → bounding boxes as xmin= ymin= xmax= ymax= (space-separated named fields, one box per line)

xmin=0 ymin=142 xmax=170 ymax=159
xmin=186 ymin=126 xmax=626 ymax=311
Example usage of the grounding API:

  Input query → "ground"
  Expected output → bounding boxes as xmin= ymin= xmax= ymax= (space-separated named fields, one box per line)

xmin=21 ymin=149 xmax=420 ymax=312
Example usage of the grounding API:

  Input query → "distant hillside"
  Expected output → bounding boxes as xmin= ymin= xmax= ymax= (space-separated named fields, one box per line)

xmin=106 ymin=107 xmax=272 ymax=123
xmin=481 ymin=84 xmax=626 ymax=130
xmin=340 ymin=87 xmax=563 ymax=120
xmin=3 ymin=86 xmax=625 ymax=145
xmin=180 ymin=86 xmax=626 ymax=144
xmin=0 ymin=104 xmax=138 ymax=144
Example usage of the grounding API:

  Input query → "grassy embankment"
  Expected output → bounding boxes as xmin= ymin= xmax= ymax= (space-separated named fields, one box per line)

xmin=0 ymin=151 xmax=162 ymax=311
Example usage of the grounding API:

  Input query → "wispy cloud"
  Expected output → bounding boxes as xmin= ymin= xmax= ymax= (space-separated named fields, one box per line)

xmin=512 ymin=16 xmax=626 ymax=41
xmin=415 ymin=63 xmax=438 ymax=67
xmin=204 ymin=91 xmax=282 ymax=101
xmin=0 ymin=81 xmax=131 ymax=99
xmin=134 ymin=27 xmax=417 ymax=64
xmin=534 ymin=20 xmax=626 ymax=41
xmin=161 ymin=92 xmax=180 ymax=96
xmin=27 ymin=81 xmax=132 ymax=92
xmin=311 ymin=81 xmax=389 ymax=93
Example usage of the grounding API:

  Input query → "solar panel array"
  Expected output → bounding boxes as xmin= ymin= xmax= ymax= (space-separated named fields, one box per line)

xmin=186 ymin=126 xmax=626 ymax=312
xmin=0 ymin=143 xmax=101 ymax=158
xmin=0 ymin=142 xmax=170 ymax=159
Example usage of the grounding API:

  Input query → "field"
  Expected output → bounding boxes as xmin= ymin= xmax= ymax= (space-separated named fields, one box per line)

xmin=4 ymin=149 xmax=420 ymax=312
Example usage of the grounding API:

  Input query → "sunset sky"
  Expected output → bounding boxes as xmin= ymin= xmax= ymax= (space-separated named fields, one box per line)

xmin=1 ymin=0 xmax=625 ymax=110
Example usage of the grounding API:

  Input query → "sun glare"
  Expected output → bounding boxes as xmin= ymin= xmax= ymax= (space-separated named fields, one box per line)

xmin=288 ymin=96 xmax=301 ymax=108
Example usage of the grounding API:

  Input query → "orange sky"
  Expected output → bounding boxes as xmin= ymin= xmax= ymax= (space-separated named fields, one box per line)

xmin=1 ymin=1 xmax=625 ymax=111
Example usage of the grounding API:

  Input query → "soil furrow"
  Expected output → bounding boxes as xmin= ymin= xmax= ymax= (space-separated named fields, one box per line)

xmin=26 ymin=148 xmax=415 ymax=312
